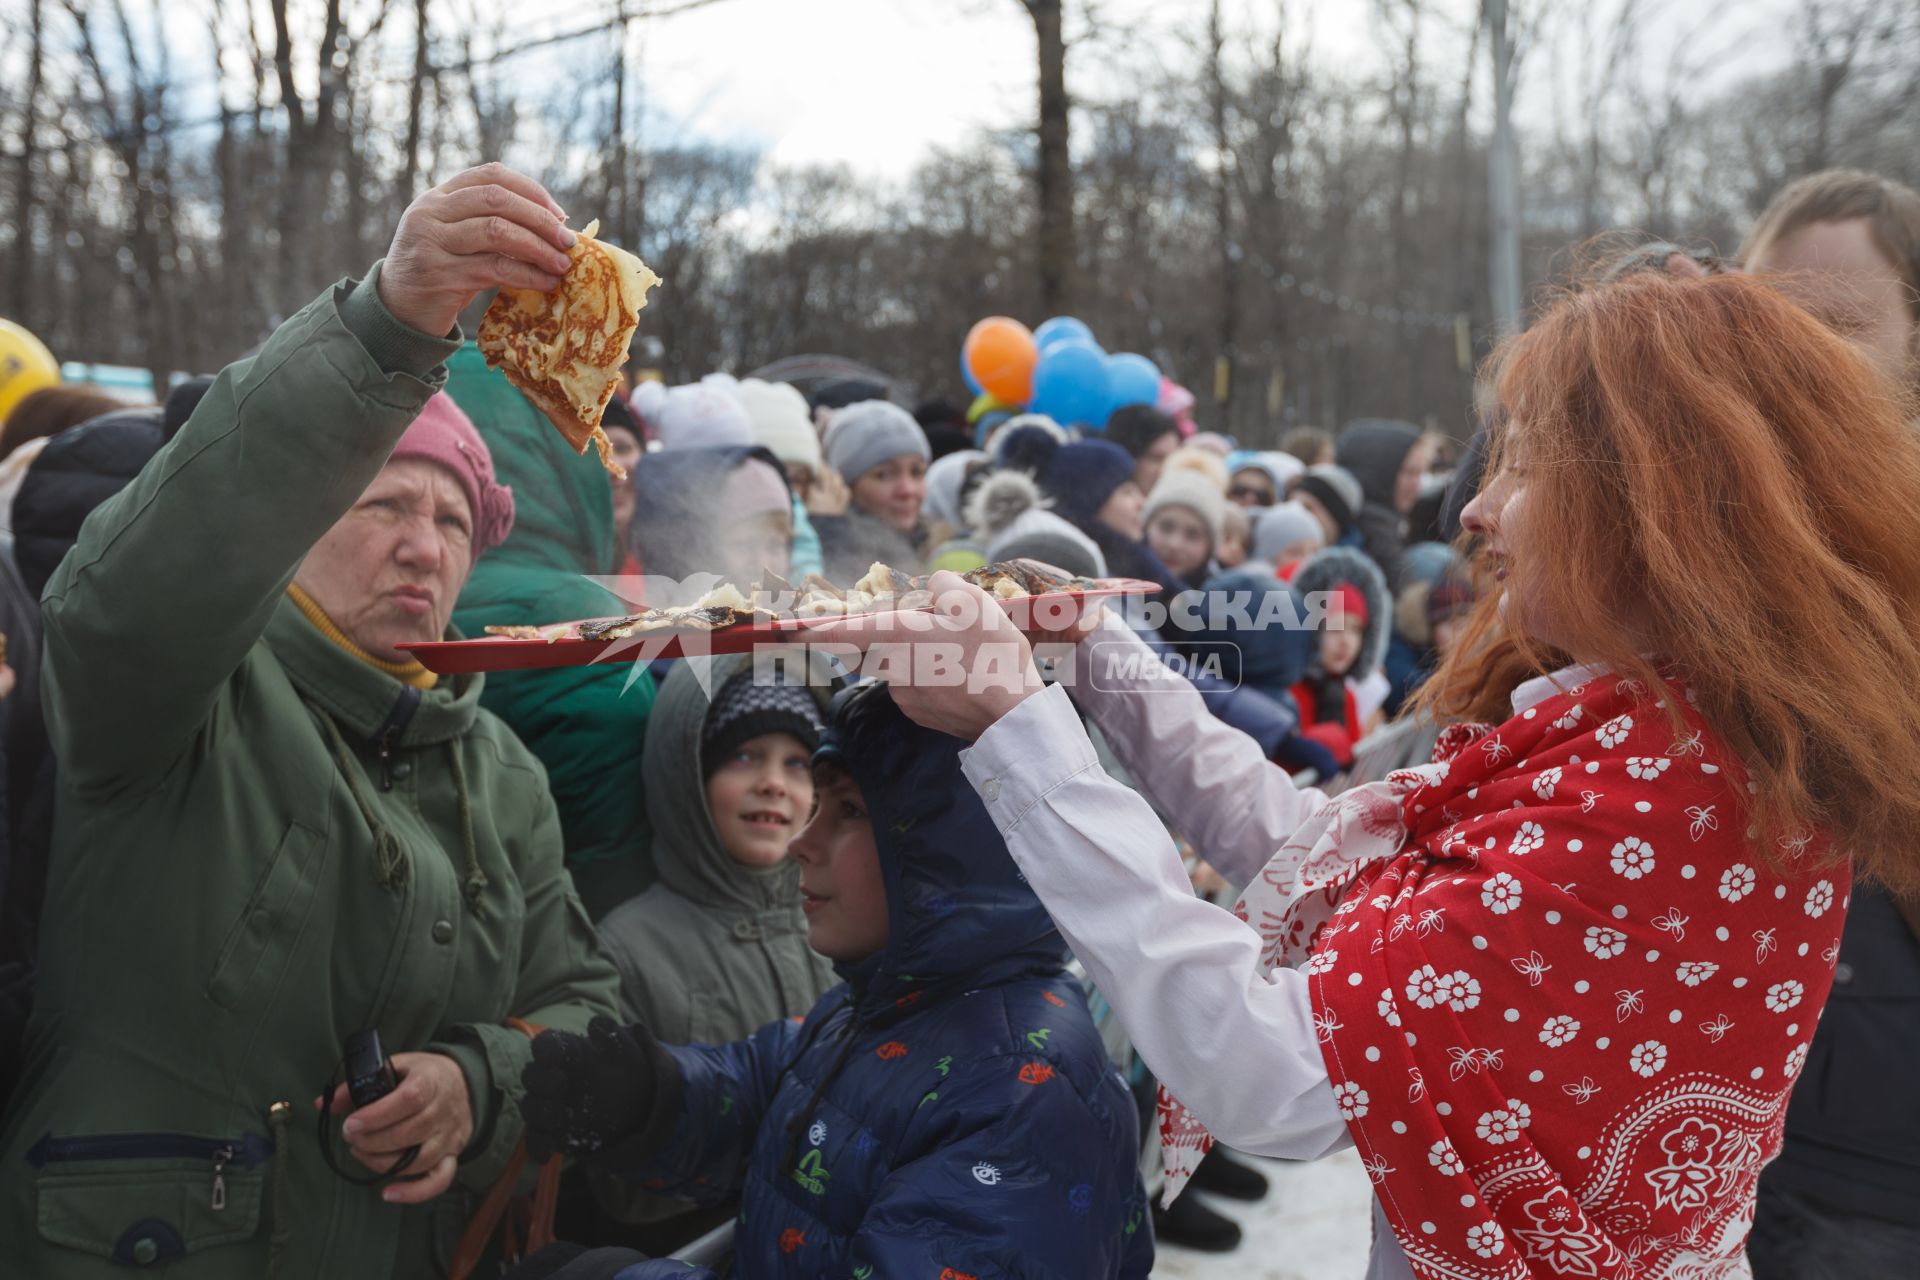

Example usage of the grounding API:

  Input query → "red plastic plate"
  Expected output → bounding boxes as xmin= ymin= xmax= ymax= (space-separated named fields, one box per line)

xmin=401 ymin=579 xmax=1159 ymax=675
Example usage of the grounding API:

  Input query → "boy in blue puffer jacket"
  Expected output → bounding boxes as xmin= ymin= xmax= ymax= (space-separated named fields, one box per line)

xmin=518 ymin=679 xmax=1153 ymax=1279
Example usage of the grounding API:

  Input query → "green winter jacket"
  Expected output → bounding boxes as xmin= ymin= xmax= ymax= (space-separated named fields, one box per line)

xmin=445 ymin=345 xmax=657 ymax=919
xmin=0 ymin=269 xmax=620 ymax=1278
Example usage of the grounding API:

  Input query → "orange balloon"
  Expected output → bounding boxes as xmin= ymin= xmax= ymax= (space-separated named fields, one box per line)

xmin=963 ymin=317 xmax=1037 ymax=406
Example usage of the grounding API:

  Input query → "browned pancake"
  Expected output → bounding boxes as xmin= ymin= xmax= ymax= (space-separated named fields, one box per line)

xmin=477 ymin=219 xmax=660 ymax=478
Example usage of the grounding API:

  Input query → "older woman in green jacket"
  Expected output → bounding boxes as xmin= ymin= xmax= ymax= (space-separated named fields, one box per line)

xmin=0 ymin=163 xmax=620 ymax=1278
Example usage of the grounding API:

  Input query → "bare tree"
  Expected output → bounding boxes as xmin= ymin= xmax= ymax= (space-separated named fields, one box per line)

xmin=1020 ymin=0 xmax=1074 ymax=314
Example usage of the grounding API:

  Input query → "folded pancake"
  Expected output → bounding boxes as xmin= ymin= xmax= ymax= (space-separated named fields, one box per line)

xmin=477 ymin=218 xmax=660 ymax=478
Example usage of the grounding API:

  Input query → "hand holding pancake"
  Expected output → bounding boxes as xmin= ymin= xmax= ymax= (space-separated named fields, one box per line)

xmin=379 ymin=162 xmax=577 ymax=337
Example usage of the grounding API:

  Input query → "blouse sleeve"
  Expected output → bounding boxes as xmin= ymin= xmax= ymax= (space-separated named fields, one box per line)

xmin=961 ymin=684 xmax=1351 ymax=1161
xmin=1055 ymin=612 xmax=1330 ymax=890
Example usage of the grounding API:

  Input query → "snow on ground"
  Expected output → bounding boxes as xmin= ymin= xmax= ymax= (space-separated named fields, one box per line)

xmin=1151 ymin=1150 xmax=1374 ymax=1279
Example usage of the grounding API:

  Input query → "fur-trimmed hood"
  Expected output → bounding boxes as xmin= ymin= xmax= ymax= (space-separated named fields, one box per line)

xmin=1291 ymin=543 xmax=1392 ymax=681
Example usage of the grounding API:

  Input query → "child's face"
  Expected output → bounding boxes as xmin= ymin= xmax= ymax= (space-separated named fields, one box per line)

xmin=789 ymin=764 xmax=890 ymax=963
xmin=705 ymin=732 xmax=815 ymax=868
xmin=1320 ymin=615 xmax=1363 ymax=677
xmin=1146 ymin=505 xmax=1212 ymax=579
xmin=1431 ymin=616 xmax=1460 ymax=655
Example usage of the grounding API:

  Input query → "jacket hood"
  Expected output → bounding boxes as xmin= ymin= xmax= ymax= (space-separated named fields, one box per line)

xmin=1335 ymin=418 xmax=1421 ymax=509
xmin=1291 ymin=543 xmax=1392 ymax=682
xmin=644 ymin=655 xmax=823 ymax=917
xmin=628 ymin=445 xmax=791 ymax=582
xmin=1183 ymin=566 xmax=1315 ymax=701
xmin=444 ymin=343 xmax=617 ymax=592
xmin=814 ymin=681 xmax=1066 ymax=1022
xmin=13 ymin=410 xmax=164 ymax=597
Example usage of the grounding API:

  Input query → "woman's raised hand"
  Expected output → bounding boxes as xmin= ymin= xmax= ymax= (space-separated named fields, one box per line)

xmin=377 ymin=162 xmax=579 ymax=336
xmin=803 ymin=571 xmax=1046 ymax=741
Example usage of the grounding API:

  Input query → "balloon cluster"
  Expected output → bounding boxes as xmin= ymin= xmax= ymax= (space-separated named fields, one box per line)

xmin=960 ymin=315 xmax=1162 ymax=432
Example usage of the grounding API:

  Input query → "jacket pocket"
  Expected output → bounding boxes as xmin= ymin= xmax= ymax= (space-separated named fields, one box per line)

xmin=205 ymin=820 xmax=322 ymax=1010
xmin=29 ymin=1130 xmax=271 ymax=1265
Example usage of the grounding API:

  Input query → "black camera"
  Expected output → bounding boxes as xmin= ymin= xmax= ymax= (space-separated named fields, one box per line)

xmin=319 ymin=1028 xmax=418 ymax=1186
xmin=344 ymin=1029 xmax=400 ymax=1108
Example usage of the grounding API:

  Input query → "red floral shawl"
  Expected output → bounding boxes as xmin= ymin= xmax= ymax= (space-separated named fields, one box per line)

xmin=1161 ymin=670 xmax=1847 ymax=1279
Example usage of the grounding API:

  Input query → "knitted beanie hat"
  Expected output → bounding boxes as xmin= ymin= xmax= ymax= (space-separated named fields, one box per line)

xmin=1251 ymin=501 xmax=1326 ymax=565
xmin=633 ymin=376 xmax=755 ymax=451
xmin=1294 ymin=464 xmax=1364 ymax=535
xmin=1142 ymin=467 xmax=1226 ymax=545
xmin=736 ymin=378 xmax=821 ymax=472
xmin=823 ymin=400 xmax=930 ymax=484
xmin=387 ymin=391 xmax=516 ymax=559
xmin=700 ymin=668 xmax=825 ymax=780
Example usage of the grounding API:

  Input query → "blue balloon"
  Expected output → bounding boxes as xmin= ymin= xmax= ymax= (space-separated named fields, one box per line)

xmin=960 ymin=350 xmax=983 ymax=396
xmin=1029 ymin=340 xmax=1110 ymax=428
xmin=1102 ymin=352 xmax=1161 ymax=421
xmin=1034 ymin=316 xmax=1096 ymax=354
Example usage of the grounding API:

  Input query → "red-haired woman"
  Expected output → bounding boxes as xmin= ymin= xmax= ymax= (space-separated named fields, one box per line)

xmin=820 ymin=269 xmax=1920 ymax=1279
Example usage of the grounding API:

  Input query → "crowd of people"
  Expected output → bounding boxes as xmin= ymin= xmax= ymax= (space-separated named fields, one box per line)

xmin=0 ymin=158 xmax=1914 ymax=1280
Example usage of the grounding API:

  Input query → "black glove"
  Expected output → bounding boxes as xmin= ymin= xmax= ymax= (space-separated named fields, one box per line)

xmin=520 ymin=1016 xmax=682 ymax=1165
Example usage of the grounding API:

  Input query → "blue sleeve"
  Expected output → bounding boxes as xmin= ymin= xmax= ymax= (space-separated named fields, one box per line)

xmin=611 ymin=1016 xmax=805 ymax=1205
xmin=1130 ymin=623 xmax=1298 ymax=756
xmin=849 ymin=1061 xmax=1152 ymax=1278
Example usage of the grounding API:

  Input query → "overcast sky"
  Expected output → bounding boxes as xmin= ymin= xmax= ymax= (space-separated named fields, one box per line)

xmin=20 ymin=0 xmax=1797 ymax=184
xmin=549 ymin=0 xmax=1792 ymax=180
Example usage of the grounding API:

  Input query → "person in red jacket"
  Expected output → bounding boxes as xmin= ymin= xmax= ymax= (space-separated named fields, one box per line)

xmin=1288 ymin=547 xmax=1391 ymax=769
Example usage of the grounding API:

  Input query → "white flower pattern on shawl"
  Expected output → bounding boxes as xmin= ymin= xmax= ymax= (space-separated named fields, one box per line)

xmin=1804 ymin=880 xmax=1834 ymax=918
xmin=1481 ymin=872 xmax=1523 ymax=915
xmin=1610 ymin=836 xmax=1656 ymax=880
xmin=1596 ymin=714 xmax=1634 ymax=748
xmin=1719 ymin=864 xmax=1756 ymax=902
xmin=1475 ymin=1099 xmax=1532 ymax=1145
xmin=1629 ymin=1039 xmax=1669 ymax=1077
xmin=1539 ymin=1015 xmax=1581 ymax=1047
xmin=1510 ymin=821 xmax=1545 ymax=856
xmin=1765 ymin=980 xmax=1804 ymax=1013
xmin=1584 ymin=926 xmax=1627 ymax=959
xmin=1675 ymin=961 xmax=1719 ymax=987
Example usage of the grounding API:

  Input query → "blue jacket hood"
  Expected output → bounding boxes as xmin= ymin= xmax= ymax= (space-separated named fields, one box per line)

xmin=814 ymin=681 xmax=1067 ymax=1023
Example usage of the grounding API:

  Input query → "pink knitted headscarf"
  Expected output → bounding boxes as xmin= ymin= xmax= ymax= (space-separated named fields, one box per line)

xmin=387 ymin=392 xmax=516 ymax=559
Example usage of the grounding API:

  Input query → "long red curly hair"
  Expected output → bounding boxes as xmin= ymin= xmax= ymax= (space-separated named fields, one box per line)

xmin=1418 ymin=270 xmax=1920 ymax=886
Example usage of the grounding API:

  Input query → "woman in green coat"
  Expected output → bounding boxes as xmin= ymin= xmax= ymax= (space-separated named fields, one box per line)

xmin=0 ymin=163 xmax=621 ymax=1278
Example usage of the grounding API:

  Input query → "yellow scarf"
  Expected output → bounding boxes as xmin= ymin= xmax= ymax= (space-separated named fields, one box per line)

xmin=286 ymin=583 xmax=439 ymax=690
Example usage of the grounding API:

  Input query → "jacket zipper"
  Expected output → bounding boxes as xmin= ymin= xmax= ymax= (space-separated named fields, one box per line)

xmin=27 ymin=1131 xmax=274 ymax=1210
xmin=372 ymin=686 xmax=423 ymax=791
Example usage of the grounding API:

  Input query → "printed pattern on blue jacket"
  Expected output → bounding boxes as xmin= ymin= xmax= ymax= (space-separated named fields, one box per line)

xmin=612 ymin=682 xmax=1153 ymax=1279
